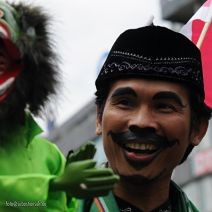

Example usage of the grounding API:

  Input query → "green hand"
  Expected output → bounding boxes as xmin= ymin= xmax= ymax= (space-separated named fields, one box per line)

xmin=50 ymin=159 xmax=119 ymax=198
xmin=66 ymin=141 xmax=96 ymax=164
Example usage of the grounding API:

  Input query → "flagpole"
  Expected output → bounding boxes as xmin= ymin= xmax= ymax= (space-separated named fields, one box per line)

xmin=196 ymin=2 xmax=212 ymax=48
xmin=196 ymin=21 xmax=211 ymax=48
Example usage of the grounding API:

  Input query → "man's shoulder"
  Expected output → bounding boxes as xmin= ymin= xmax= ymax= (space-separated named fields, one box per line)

xmin=171 ymin=181 xmax=199 ymax=212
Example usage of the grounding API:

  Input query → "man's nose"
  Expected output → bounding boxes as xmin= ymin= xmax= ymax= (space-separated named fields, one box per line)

xmin=128 ymin=106 xmax=159 ymax=131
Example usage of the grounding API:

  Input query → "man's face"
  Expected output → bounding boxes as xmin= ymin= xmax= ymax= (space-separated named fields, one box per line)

xmin=96 ymin=78 xmax=199 ymax=182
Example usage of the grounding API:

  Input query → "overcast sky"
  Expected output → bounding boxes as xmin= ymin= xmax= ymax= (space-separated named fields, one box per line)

xmin=11 ymin=0 xmax=170 ymax=133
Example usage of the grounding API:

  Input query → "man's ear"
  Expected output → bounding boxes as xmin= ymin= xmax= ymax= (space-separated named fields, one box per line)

xmin=191 ymin=119 xmax=209 ymax=146
xmin=96 ymin=107 xmax=102 ymax=136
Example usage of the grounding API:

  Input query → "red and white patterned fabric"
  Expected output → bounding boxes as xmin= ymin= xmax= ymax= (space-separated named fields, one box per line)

xmin=180 ymin=0 xmax=212 ymax=107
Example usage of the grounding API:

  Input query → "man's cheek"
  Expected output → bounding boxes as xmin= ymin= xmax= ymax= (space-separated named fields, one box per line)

xmin=104 ymin=139 xmax=121 ymax=163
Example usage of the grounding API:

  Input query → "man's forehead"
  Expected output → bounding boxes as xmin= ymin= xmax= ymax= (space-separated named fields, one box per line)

xmin=108 ymin=78 xmax=189 ymax=99
xmin=110 ymin=78 xmax=186 ymax=89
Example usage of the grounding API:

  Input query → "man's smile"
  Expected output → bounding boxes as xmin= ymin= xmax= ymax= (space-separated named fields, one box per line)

xmin=123 ymin=144 xmax=162 ymax=165
xmin=124 ymin=142 xmax=159 ymax=153
xmin=108 ymin=130 xmax=179 ymax=165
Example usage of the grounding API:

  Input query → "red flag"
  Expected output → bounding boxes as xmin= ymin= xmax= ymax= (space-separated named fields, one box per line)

xmin=180 ymin=0 xmax=212 ymax=107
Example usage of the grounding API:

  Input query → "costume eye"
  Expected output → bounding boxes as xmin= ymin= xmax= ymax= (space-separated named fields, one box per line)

xmin=0 ymin=9 xmax=4 ymax=18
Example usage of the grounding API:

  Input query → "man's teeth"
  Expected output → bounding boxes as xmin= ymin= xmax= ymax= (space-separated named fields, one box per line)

xmin=125 ymin=143 xmax=157 ymax=151
xmin=0 ymin=77 xmax=15 ymax=95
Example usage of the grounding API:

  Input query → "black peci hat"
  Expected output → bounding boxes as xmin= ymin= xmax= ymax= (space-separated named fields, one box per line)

xmin=95 ymin=25 xmax=204 ymax=98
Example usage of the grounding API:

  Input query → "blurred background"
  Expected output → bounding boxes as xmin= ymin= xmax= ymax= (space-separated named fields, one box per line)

xmin=12 ymin=0 xmax=212 ymax=211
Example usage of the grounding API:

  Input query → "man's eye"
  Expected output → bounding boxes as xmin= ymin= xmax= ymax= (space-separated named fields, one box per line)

xmin=119 ymin=99 xmax=131 ymax=106
xmin=155 ymin=103 xmax=177 ymax=112
xmin=113 ymin=98 xmax=134 ymax=108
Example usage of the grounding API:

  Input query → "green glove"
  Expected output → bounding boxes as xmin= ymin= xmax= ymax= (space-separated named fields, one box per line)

xmin=66 ymin=141 xmax=96 ymax=164
xmin=50 ymin=141 xmax=119 ymax=198
xmin=50 ymin=159 xmax=119 ymax=198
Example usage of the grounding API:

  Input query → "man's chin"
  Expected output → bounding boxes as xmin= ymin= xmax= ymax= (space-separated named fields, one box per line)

xmin=120 ymin=174 xmax=152 ymax=185
xmin=119 ymin=171 xmax=164 ymax=186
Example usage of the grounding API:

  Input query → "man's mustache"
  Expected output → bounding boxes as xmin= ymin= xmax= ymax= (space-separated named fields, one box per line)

xmin=108 ymin=129 xmax=179 ymax=149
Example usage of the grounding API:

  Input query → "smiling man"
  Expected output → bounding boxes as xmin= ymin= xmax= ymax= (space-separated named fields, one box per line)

xmin=75 ymin=25 xmax=211 ymax=211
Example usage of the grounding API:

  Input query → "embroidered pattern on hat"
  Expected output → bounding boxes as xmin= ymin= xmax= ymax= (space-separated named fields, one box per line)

xmin=112 ymin=51 xmax=201 ymax=64
xmin=99 ymin=51 xmax=202 ymax=86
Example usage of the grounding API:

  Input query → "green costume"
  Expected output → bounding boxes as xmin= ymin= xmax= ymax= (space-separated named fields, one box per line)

xmin=0 ymin=114 xmax=68 ymax=211
xmin=73 ymin=181 xmax=199 ymax=212
xmin=0 ymin=112 xmax=118 ymax=211
xmin=0 ymin=1 xmax=119 ymax=211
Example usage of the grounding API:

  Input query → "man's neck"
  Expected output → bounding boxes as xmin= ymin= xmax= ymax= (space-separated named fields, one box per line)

xmin=113 ymin=177 xmax=171 ymax=211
